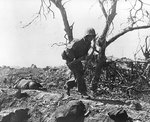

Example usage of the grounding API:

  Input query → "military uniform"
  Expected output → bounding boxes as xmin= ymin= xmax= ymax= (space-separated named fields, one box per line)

xmin=62 ymin=28 xmax=96 ymax=95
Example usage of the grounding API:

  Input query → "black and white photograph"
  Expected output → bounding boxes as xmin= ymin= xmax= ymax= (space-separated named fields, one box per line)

xmin=0 ymin=0 xmax=150 ymax=122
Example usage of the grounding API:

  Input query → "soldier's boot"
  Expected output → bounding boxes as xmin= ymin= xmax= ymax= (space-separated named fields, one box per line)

xmin=64 ymin=77 xmax=77 ymax=96
xmin=80 ymin=92 xmax=91 ymax=99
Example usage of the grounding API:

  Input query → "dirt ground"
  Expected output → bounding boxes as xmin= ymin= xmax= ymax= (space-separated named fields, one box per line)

xmin=0 ymin=62 xmax=150 ymax=122
xmin=0 ymin=87 xmax=150 ymax=122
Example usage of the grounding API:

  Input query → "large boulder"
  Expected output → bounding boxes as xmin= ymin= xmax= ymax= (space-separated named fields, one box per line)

xmin=51 ymin=100 xmax=88 ymax=122
xmin=0 ymin=108 xmax=30 ymax=122
xmin=108 ymin=108 xmax=133 ymax=122
xmin=14 ymin=79 xmax=43 ymax=90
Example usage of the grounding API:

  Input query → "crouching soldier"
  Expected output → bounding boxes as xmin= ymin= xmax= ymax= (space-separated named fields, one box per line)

xmin=62 ymin=28 xmax=96 ymax=97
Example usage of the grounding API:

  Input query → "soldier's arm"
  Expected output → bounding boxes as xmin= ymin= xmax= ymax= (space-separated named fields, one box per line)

xmin=85 ymin=47 xmax=93 ymax=61
xmin=85 ymin=36 xmax=98 ymax=61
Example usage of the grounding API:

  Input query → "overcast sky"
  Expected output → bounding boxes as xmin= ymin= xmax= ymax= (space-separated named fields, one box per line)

xmin=0 ymin=0 xmax=150 ymax=67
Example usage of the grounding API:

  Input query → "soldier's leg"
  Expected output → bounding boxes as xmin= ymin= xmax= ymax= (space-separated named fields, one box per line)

xmin=67 ymin=61 xmax=87 ymax=94
xmin=74 ymin=61 xmax=87 ymax=94
xmin=66 ymin=61 xmax=77 ymax=95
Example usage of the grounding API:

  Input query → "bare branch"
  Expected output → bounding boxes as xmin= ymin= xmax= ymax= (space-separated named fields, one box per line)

xmin=140 ymin=36 xmax=150 ymax=59
xmin=70 ymin=22 xmax=74 ymax=30
xmin=47 ymin=0 xmax=55 ymax=18
xmin=24 ymin=0 xmax=73 ymax=42
xmin=62 ymin=22 xmax=74 ymax=45
xmin=128 ymin=0 xmax=150 ymax=27
xmin=145 ymin=36 xmax=149 ymax=52
xmin=62 ymin=0 xmax=71 ymax=6
xmin=100 ymin=0 xmax=117 ymax=39
xmin=41 ymin=0 xmax=47 ymax=20
xmin=22 ymin=0 xmax=54 ymax=28
xmin=140 ymin=45 xmax=145 ymax=55
xmin=106 ymin=25 xmax=150 ymax=47
xmin=134 ymin=31 xmax=143 ymax=58
xmin=139 ymin=0 xmax=150 ymax=6
xmin=107 ymin=0 xmax=117 ymax=23
xmin=51 ymin=42 xmax=67 ymax=47
xmin=134 ymin=45 xmax=145 ymax=59
xmin=55 ymin=1 xmax=73 ymax=42
xmin=134 ymin=34 xmax=150 ymax=59
xmin=135 ymin=0 xmax=143 ymax=16
xmin=98 ymin=0 xmax=108 ymax=19
xmin=22 ymin=14 xmax=40 ymax=28
xmin=64 ymin=34 xmax=68 ymax=41
xmin=22 ymin=0 xmax=46 ymax=28
xmin=107 ymin=21 xmax=114 ymax=36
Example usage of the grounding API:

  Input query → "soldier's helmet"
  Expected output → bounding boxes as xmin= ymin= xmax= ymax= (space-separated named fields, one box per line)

xmin=85 ymin=28 xmax=96 ymax=37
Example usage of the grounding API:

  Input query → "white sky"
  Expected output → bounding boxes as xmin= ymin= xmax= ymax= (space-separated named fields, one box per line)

xmin=0 ymin=0 xmax=150 ymax=67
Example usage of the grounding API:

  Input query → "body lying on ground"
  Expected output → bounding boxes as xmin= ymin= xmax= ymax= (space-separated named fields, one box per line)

xmin=14 ymin=78 xmax=46 ymax=90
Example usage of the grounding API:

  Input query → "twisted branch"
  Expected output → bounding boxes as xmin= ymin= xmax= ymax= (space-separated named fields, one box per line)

xmin=22 ymin=0 xmax=56 ymax=28
xmin=106 ymin=25 xmax=150 ymax=47
xmin=51 ymin=42 xmax=67 ymax=47
xmin=128 ymin=0 xmax=150 ymax=27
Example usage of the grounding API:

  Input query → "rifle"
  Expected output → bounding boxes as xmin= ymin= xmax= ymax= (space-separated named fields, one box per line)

xmin=67 ymin=56 xmax=86 ymax=66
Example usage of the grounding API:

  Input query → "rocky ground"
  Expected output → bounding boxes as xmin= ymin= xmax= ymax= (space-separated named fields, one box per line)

xmin=0 ymin=88 xmax=150 ymax=122
xmin=0 ymin=59 xmax=150 ymax=122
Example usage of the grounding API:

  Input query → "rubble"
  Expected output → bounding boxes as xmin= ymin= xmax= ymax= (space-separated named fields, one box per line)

xmin=0 ymin=57 xmax=150 ymax=121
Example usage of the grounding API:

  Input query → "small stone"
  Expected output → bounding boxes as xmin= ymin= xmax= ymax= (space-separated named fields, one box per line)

xmin=130 ymin=101 xmax=142 ymax=111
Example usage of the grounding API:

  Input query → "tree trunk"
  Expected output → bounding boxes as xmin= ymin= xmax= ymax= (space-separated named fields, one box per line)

xmin=92 ymin=45 xmax=106 ymax=92
xmin=59 ymin=5 xmax=73 ymax=42
xmin=51 ymin=0 xmax=73 ymax=42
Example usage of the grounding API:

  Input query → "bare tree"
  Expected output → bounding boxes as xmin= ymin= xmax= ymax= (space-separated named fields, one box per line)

xmin=91 ymin=0 xmax=150 ymax=92
xmin=50 ymin=0 xmax=74 ymax=42
xmin=24 ymin=0 xmax=74 ymax=43
xmin=26 ymin=0 xmax=150 ymax=92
